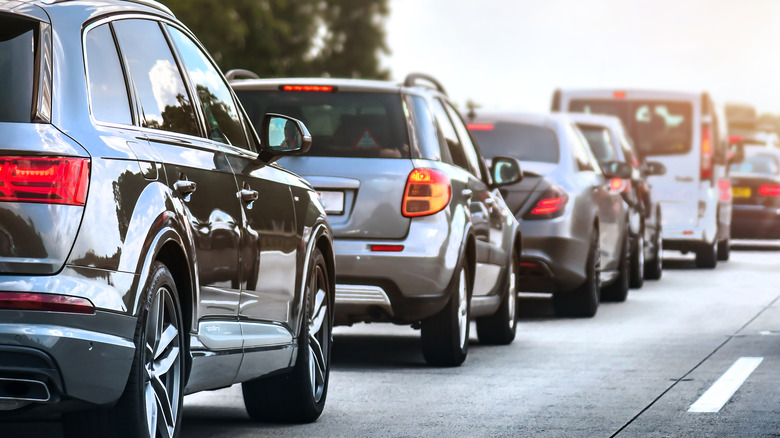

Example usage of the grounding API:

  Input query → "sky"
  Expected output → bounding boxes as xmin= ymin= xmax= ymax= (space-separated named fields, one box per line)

xmin=382 ymin=0 xmax=780 ymax=115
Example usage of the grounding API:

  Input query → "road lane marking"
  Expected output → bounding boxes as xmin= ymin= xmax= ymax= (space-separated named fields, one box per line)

xmin=688 ymin=357 xmax=763 ymax=413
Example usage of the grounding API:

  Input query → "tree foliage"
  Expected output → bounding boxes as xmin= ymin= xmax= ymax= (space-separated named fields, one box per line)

xmin=163 ymin=0 xmax=389 ymax=79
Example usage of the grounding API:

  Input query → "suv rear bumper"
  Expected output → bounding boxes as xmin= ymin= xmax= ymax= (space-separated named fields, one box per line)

xmin=332 ymin=215 xmax=463 ymax=324
xmin=0 ymin=309 xmax=136 ymax=413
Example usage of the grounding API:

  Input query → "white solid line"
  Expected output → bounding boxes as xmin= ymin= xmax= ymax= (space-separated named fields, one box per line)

xmin=688 ymin=357 xmax=764 ymax=413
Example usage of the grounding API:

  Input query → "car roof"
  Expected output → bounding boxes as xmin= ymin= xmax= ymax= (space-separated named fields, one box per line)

xmin=558 ymin=88 xmax=704 ymax=102
xmin=7 ymin=0 xmax=175 ymax=21
xmin=230 ymin=76 xmax=451 ymax=98
xmin=467 ymin=110 xmax=568 ymax=130
xmin=566 ymin=112 xmax=624 ymax=129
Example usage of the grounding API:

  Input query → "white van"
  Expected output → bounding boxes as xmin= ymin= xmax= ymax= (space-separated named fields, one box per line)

xmin=553 ymin=89 xmax=732 ymax=268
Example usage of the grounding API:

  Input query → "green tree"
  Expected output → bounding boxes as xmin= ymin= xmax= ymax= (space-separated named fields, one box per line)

xmin=163 ymin=0 xmax=389 ymax=79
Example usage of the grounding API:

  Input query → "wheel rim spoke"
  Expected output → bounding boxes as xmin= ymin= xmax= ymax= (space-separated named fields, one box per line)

xmin=458 ymin=268 xmax=468 ymax=347
xmin=309 ymin=287 xmax=327 ymax=335
xmin=507 ymin=264 xmax=516 ymax=329
xmin=151 ymin=373 xmax=175 ymax=438
xmin=308 ymin=334 xmax=326 ymax=397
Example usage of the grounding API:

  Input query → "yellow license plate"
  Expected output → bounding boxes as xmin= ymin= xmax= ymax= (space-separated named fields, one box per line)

xmin=732 ymin=187 xmax=751 ymax=198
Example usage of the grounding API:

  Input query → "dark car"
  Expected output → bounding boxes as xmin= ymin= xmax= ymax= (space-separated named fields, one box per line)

xmin=0 ymin=1 xmax=335 ymax=435
xmin=569 ymin=113 xmax=666 ymax=283
xmin=230 ymin=73 xmax=523 ymax=366
xmin=467 ymin=111 xmax=632 ymax=317
xmin=729 ymin=145 xmax=780 ymax=238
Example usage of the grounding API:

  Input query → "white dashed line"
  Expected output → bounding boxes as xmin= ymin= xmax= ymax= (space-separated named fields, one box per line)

xmin=688 ymin=357 xmax=763 ymax=413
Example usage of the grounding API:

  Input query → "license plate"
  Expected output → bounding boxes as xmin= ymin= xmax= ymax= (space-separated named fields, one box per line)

xmin=732 ymin=186 xmax=751 ymax=198
xmin=317 ymin=191 xmax=345 ymax=214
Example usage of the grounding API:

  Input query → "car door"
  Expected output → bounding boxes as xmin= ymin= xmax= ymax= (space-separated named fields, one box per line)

xmin=431 ymin=98 xmax=505 ymax=298
xmin=114 ymin=18 xmax=244 ymax=390
xmin=164 ymin=24 xmax=300 ymax=381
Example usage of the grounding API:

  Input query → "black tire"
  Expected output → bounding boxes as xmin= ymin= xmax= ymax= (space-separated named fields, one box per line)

xmin=695 ymin=239 xmax=718 ymax=269
xmin=644 ymin=224 xmax=663 ymax=280
xmin=717 ymin=238 xmax=730 ymax=261
xmin=602 ymin=234 xmax=630 ymax=302
xmin=421 ymin=259 xmax=470 ymax=366
xmin=243 ymin=247 xmax=333 ymax=423
xmin=629 ymin=229 xmax=645 ymax=289
xmin=63 ymin=262 xmax=186 ymax=438
xmin=553 ymin=228 xmax=600 ymax=317
xmin=476 ymin=250 xmax=518 ymax=345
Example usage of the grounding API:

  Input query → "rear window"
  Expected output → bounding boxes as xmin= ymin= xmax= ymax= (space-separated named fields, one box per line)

xmin=236 ymin=90 xmax=409 ymax=158
xmin=730 ymin=150 xmax=780 ymax=175
xmin=468 ymin=122 xmax=559 ymax=163
xmin=577 ymin=125 xmax=617 ymax=162
xmin=569 ymin=100 xmax=693 ymax=157
xmin=0 ymin=16 xmax=37 ymax=122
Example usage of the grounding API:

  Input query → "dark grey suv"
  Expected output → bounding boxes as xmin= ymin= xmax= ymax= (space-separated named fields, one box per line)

xmin=0 ymin=1 xmax=335 ymax=435
xmin=231 ymin=73 xmax=523 ymax=366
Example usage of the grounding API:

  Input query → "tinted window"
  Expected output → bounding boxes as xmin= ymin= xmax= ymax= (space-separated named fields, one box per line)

xmin=468 ymin=122 xmax=559 ymax=163
xmin=431 ymin=99 xmax=471 ymax=171
xmin=237 ymin=90 xmax=409 ymax=158
xmin=0 ymin=16 xmax=36 ymax=122
xmin=578 ymin=125 xmax=617 ymax=162
xmin=167 ymin=25 xmax=248 ymax=149
xmin=113 ymin=19 xmax=199 ymax=136
xmin=569 ymin=99 xmax=693 ymax=157
xmin=444 ymin=101 xmax=482 ymax=178
xmin=86 ymin=24 xmax=131 ymax=125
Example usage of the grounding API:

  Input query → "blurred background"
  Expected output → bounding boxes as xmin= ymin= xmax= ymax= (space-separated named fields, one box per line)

xmin=163 ymin=0 xmax=780 ymax=134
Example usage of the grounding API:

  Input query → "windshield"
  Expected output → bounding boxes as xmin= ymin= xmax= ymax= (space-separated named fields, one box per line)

xmin=468 ymin=122 xmax=559 ymax=163
xmin=569 ymin=99 xmax=693 ymax=157
xmin=0 ymin=15 xmax=38 ymax=123
xmin=236 ymin=90 xmax=409 ymax=158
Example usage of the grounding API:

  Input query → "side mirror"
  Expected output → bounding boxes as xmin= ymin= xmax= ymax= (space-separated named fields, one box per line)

xmin=603 ymin=161 xmax=632 ymax=179
xmin=490 ymin=156 xmax=523 ymax=187
xmin=728 ymin=141 xmax=745 ymax=165
xmin=644 ymin=160 xmax=666 ymax=176
xmin=261 ymin=113 xmax=312 ymax=160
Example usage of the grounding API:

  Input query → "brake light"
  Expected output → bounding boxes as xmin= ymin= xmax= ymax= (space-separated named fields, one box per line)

xmin=718 ymin=179 xmax=732 ymax=202
xmin=524 ymin=185 xmax=569 ymax=219
xmin=609 ymin=177 xmax=631 ymax=194
xmin=0 ymin=292 xmax=95 ymax=314
xmin=466 ymin=124 xmax=495 ymax=131
xmin=402 ymin=168 xmax=451 ymax=217
xmin=759 ymin=184 xmax=780 ymax=197
xmin=729 ymin=135 xmax=743 ymax=144
xmin=0 ymin=157 xmax=90 ymax=205
xmin=701 ymin=125 xmax=713 ymax=180
xmin=613 ymin=91 xmax=627 ymax=99
xmin=281 ymin=85 xmax=334 ymax=92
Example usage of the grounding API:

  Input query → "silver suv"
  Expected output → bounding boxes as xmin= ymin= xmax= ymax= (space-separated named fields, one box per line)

xmin=231 ymin=73 xmax=523 ymax=366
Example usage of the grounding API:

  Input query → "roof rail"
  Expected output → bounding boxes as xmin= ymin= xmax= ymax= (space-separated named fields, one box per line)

xmin=403 ymin=73 xmax=446 ymax=96
xmin=47 ymin=0 xmax=174 ymax=16
xmin=225 ymin=69 xmax=260 ymax=81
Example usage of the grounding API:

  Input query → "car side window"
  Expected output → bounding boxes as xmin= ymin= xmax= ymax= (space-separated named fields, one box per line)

xmin=443 ymin=101 xmax=483 ymax=179
xmin=431 ymin=98 xmax=471 ymax=172
xmin=166 ymin=25 xmax=250 ymax=150
xmin=85 ymin=24 xmax=132 ymax=125
xmin=405 ymin=95 xmax=441 ymax=161
xmin=113 ymin=19 xmax=199 ymax=137
xmin=566 ymin=122 xmax=597 ymax=172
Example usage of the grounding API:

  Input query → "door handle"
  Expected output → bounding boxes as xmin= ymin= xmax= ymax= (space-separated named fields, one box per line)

xmin=240 ymin=189 xmax=259 ymax=202
xmin=174 ymin=180 xmax=197 ymax=195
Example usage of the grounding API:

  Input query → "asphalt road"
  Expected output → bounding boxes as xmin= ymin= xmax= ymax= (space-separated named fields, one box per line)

xmin=7 ymin=241 xmax=780 ymax=437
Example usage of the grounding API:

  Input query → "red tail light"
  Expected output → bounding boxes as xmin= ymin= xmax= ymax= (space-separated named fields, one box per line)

xmin=0 ymin=292 xmax=95 ymax=314
xmin=402 ymin=168 xmax=451 ymax=217
xmin=0 ymin=157 xmax=90 ymax=205
xmin=718 ymin=179 xmax=732 ymax=202
xmin=524 ymin=185 xmax=569 ymax=219
xmin=701 ymin=125 xmax=713 ymax=180
xmin=609 ymin=177 xmax=631 ymax=194
xmin=759 ymin=184 xmax=780 ymax=197
xmin=613 ymin=91 xmax=627 ymax=99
